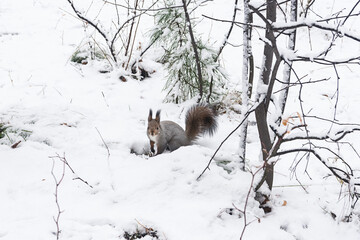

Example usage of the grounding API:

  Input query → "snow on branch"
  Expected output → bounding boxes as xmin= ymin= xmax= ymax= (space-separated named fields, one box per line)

xmin=291 ymin=55 xmax=360 ymax=65
xmin=275 ymin=147 xmax=360 ymax=187
xmin=270 ymin=124 xmax=360 ymax=143
xmin=268 ymin=121 xmax=360 ymax=188
xmin=271 ymin=20 xmax=360 ymax=42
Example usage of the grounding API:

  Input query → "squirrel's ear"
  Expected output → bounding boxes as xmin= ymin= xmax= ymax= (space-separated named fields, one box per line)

xmin=148 ymin=109 xmax=153 ymax=122
xmin=155 ymin=110 xmax=161 ymax=123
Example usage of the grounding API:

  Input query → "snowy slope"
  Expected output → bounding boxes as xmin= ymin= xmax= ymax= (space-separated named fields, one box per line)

xmin=0 ymin=0 xmax=360 ymax=240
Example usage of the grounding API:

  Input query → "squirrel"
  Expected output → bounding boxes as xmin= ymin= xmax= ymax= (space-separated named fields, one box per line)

xmin=147 ymin=104 xmax=218 ymax=155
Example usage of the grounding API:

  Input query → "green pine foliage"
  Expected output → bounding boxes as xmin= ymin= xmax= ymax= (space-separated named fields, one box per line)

xmin=150 ymin=0 xmax=226 ymax=103
xmin=71 ymin=46 xmax=106 ymax=64
xmin=0 ymin=122 xmax=32 ymax=145
xmin=0 ymin=123 xmax=8 ymax=139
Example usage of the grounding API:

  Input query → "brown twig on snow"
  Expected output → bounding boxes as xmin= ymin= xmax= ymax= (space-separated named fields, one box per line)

xmin=233 ymin=165 xmax=263 ymax=240
xmin=11 ymin=140 xmax=21 ymax=149
xmin=49 ymin=153 xmax=93 ymax=188
xmin=51 ymin=158 xmax=66 ymax=240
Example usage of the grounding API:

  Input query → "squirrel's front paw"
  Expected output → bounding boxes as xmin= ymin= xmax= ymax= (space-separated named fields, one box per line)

xmin=148 ymin=147 xmax=156 ymax=157
xmin=148 ymin=142 xmax=157 ymax=157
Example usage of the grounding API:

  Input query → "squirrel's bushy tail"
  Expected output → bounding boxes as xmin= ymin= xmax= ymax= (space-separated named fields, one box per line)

xmin=185 ymin=104 xmax=218 ymax=141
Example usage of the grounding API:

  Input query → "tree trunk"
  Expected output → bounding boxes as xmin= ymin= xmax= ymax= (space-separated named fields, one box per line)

xmin=239 ymin=0 xmax=253 ymax=170
xmin=254 ymin=0 xmax=276 ymax=193
xmin=279 ymin=0 xmax=298 ymax=116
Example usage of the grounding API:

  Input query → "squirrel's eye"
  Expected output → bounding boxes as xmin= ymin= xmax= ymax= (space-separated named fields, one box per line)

xmin=157 ymin=127 xmax=159 ymax=130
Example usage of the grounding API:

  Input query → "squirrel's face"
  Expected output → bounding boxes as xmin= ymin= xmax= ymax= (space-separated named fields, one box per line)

xmin=147 ymin=120 xmax=160 ymax=140
xmin=147 ymin=108 xmax=161 ymax=140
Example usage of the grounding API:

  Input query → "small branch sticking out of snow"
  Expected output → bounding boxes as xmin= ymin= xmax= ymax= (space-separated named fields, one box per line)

xmin=49 ymin=153 xmax=93 ymax=239
xmin=95 ymin=127 xmax=110 ymax=158
xmin=49 ymin=153 xmax=93 ymax=188
xmin=50 ymin=157 xmax=65 ymax=240
xmin=233 ymin=164 xmax=264 ymax=239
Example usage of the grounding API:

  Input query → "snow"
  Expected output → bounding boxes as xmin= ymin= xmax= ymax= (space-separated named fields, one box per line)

xmin=1 ymin=0 xmax=360 ymax=240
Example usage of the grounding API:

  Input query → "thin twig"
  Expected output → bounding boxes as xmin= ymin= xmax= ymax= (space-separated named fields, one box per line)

xmin=49 ymin=153 xmax=93 ymax=188
xmin=103 ymin=0 xmax=182 ymax=11
xmin=66 ymin=0 xmax=117 ymax=62
xmin=51 ymin=158 xmax=66 ymax=240
xmin=233 ymin=165 xmax=264 ymax=240
xmin=126 ymin=0 xmax=144 ymax=70
xmin=110 ymin=0 xmax=160 ymax=59
xmin=197 ymin=106 xmax=257 ymax=180
xmin=95 ymin=127 xmax=110 ymax=157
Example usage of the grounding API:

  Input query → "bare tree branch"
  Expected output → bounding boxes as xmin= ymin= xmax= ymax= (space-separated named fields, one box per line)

xmin=110 ymin=0 xmax=160 ymax=62
xmin=275 ymin=148 xmax=360 ymax=186
xmin=181 ymin=0 xmax=203 ymax=102
xmin=197 ymin=106 xmax=257 ymax=180
xmin=66 ymin=0 xmax=117 ymax=62
xmin=202 ymin=14 xmax=266 ymax=30
xmin=103 ymin=0 xmax=182 ymax=11
xmin=271 ymin=20 xmax=360 ymax=42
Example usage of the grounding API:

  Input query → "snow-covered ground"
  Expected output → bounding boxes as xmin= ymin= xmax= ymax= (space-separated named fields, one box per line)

xmin=0 ymin=0 xmax=360 ymax=239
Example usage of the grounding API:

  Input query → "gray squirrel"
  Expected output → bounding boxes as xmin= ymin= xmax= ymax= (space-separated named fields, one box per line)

xmin=147 ymin=104 xmax=218 ymax=155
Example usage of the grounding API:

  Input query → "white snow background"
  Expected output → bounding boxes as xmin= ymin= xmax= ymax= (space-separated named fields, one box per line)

xmin=0 ymin=0 xmax=360 ymax=239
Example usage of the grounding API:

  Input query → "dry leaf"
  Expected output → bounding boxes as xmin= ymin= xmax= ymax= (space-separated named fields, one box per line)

xmin=282 ymin=119 xmax=288 ymax=126
xmin=60 ymin=123 xmax=72 ymax=127
xmin=282 ymin=200 xmax=287 ymax=206
xmin=297 ymin=112 xmax=303 ymax=124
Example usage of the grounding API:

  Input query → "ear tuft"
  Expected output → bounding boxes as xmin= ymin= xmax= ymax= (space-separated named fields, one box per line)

xmin=155 ymin=110 xmax=161 ymax=123
xmin=148 ymin=109 xmax=153 ymax=122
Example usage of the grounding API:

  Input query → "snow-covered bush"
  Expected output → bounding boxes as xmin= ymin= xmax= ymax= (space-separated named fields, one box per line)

xmin=150 ymin=0 xmax=226 ymax=103
xmin=66 ymin=0 xmax=152 ymax=79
